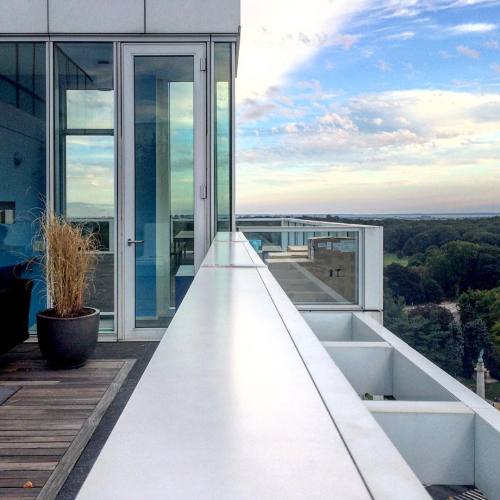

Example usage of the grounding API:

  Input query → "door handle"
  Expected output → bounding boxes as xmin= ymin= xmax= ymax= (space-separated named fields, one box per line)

xmin=127 ymin=238 xmax=144 ymax=246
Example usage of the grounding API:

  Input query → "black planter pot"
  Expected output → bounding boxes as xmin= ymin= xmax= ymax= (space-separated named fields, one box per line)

xmin=37 ymin=308 xmax=99 ymax=368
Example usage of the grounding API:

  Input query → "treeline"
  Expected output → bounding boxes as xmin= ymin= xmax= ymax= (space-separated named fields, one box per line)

xmin=319 ymin=215 xmax=500 ymax=255
xmin=385 ymin=241 xmax=500 ymax=304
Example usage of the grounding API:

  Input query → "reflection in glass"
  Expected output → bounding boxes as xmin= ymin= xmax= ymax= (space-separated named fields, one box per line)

xmin=0 ymin=43 xmax=46 ymax=329
xmin=214 ymin=44 xmax=232 ymax=232
xmin=66 ymin=90 xmax=114 ymax=130
xmin=134 ymin=56 xmax=194 ymax=328
xmin=65 ymin=136 xmax=115 ymax=218
xmin=54 ymin=43 xmax=115 ymax=331
xmin=243 ymin=230 xmax=359 ymax=306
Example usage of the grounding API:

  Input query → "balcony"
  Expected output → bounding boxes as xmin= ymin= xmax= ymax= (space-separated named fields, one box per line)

xmin=76 ymin=230 xmax=500 ymax=500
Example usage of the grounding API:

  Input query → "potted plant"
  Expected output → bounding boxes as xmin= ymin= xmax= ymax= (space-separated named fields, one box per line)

xmin=36 ymin=213 xmax=99 ymax=368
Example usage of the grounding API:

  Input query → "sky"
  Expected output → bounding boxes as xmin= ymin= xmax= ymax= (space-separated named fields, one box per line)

xmin=236 ymin=0 xmax=500 ymax=215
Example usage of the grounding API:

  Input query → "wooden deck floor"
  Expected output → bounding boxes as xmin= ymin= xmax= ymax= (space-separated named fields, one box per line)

xmin=0 ymin=357 xmax=134 ymax=499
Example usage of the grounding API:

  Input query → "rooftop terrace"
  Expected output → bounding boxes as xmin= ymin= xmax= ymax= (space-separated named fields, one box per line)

xmin=75 ymin=231 xmax=500 ymax=500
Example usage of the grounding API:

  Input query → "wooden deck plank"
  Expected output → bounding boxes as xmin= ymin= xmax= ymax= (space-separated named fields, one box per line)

xmin=0 ymin=464 xmax=57 ymax=472
xmin=0 ymin=478 xmax=45 ymax=488
xmin=0 ymin=487 xmax=41 ymax=499
xmin=0 ymin=431 xmax=78 ymax=438
xmin=0 ymin=441 xmax=71 ymax=453
xmin=0 ymin=357 xmax=135 ymax=499
xmin=0 ymin=439 xmax=73 ymax=445
xmin=0 ymin=450 xmax=66 ymax=457
xmin=0 ymin=472 xmax=51 ymax=481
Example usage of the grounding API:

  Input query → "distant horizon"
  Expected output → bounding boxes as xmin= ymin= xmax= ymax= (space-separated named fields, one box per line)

xmin=236 ymin=211 xmax=500 ymax=219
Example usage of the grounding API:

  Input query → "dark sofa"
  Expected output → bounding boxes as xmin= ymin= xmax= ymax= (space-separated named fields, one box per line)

xmin=0 ymin=263 xmax=33 ymax=355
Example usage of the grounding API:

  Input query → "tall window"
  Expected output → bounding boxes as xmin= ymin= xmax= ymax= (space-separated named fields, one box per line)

xmin=54 ymin=43 xmax=115 ymax=331
xmin=0 ymin=42 xmax=46 ymax=328
xmin=214 ymin=43 xmax=232 ymax=232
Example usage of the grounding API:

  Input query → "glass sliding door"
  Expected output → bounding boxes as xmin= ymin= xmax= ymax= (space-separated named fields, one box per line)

xmin=122 ymin=45 xmax=206 ymax=338
xmin=54 ymin=43 xmax=115 ymax=332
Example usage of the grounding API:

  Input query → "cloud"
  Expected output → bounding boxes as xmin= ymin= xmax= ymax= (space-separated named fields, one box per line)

xmin=237 ymin=1 xmax=499 ymax=102
xmin=239 ymin=89 xmax=500 ymax=164
xmin=491 ymin=63 xmax=500 ymax=73
xmin=385 ymin=31 xmax=416 ymax=40
xmin=448 ymin=22 xmax=496 ymax=34
xmin=318 ymin=113 xmax=358 ymax=131
xmin=237 ymin=0 xmax=368 ymax=101
xmin=237 ymin=89 xmax=500 ymax=213
xmin=485 ymin=39 xmax=500 ymax=49
xmin=456 ymin=45 xmax=481 ymax=58
xmin=450 ymin=0 xmax=500 ymax=7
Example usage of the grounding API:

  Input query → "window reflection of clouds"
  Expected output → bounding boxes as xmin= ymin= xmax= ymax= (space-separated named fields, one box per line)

xmin=170 ymin=82 xmax=194 ymax=215
xmin=66 ymin=136 xmax=114 ymax=218
xmin=214 ymin=43 xmax=232 ymax=231
xmin=67 ymin=90 xmax=114 ymax=129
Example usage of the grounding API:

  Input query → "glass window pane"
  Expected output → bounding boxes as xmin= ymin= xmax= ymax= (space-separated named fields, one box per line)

xmin=54 ymin=43 xmax=115 ymax=332
xmin=0 ymin=42 xmax=46 ymax=330
xmin=66 ymin=90 xmax=114 ymax=130
xmin=65 ymin=136 xmax=115 ymax=218
xmin=214 ymin=43 xmax=232 ymax=232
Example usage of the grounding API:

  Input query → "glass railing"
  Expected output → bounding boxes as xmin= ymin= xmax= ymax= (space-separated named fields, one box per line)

xmin=237 ymin=218 xmax=372 ymax=307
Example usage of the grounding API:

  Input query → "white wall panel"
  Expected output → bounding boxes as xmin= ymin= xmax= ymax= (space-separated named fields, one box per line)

xmin=370 ymin=406 xmax=474 ymax=485
xmin=301 ymin=311 xmax=352 ymax=341
xmin=146 ymin=0 xmax=240 ymax=33
xmin=323 ymin=342 xmax=393 ymax=396
xmin=363 ymin=226 xmax=383 ymax=310
xmin=49 ymin=0 xmax=144 ymax=33
xmin=0 ymin=0 xmax=47 ymax=33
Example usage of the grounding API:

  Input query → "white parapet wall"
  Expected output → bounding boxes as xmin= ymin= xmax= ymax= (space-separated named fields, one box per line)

xmin=303 ymin=310 xmax=500 ymax=500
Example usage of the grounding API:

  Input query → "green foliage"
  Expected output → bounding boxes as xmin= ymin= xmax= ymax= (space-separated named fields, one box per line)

xmin=423 ymin=243 xmax=500 ymax=298
xmin=385 ymin=264 xmax=426 ymax=304
xmin=384 ymin=288 xmax=464 ymax=376
xmin=462 ymin=319 xmax=493 ymax=378
xmin=383 ymin=253 xmax=409 ymax=267
xmin=383 ymin=288 xmax=409 ymax=334
xmin=422 ymin=278 xmax=445 ymax=303
xmin=458 ymin=288 xmax=500 ymax=378
xmin=402 ymin=226 xmax=461 ymax=255
xmin=458 ymin=288 xmax=500 ymax=329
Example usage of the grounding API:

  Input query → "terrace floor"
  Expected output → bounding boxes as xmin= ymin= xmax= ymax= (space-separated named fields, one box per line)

xmin=0 ymin=341 xmax=158 ymax=500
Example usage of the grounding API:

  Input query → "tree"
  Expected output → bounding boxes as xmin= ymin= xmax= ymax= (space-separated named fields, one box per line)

xmin=424 ymin=248 xmax=457 ymax=298
xmin=399 ymin=305 xmax=463 ymax=376
xmin=443 ymin=321 xmax=464 ymax=377
xmin=423 ymin=278 xmax=444 ymax=303
xmin=383 ymin=287 xmax=410 ymax=335
xmin=385 ymin=263 xmax=426 ymax=305
xmin=462 ymin=319 xmax=493 ymax=378
xmin=458 ymin=288 xmax=500 ymax=329
xmin=402 ymin=227 xmax=460 ymax=255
